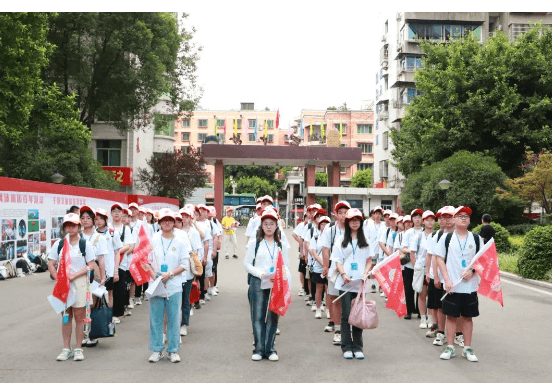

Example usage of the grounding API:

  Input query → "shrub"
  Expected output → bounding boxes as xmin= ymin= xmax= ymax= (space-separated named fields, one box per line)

xmin=518 ymin=226 xmax=552 ymax=280
xmin=505 ymin=223 xmax=539 ymax=236
xmin=472 ymin=222 xmax=511 ymax=253
xmin=509 ymin=235 xmax=524 ymax=252
xmin=545 ymin=269 xmax=552 ymax=283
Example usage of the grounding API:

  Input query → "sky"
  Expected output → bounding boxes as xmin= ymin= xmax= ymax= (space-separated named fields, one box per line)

xmin=182 ymin=0 xmax=381 ymax=127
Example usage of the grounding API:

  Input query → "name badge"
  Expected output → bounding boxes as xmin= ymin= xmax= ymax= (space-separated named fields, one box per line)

xmin=461 ymin=260 xmax=467 ymax=268
xmin=161 ymin=264 xmax=168 ymax=273
xmin=351 ymin=263 xmax=358 ymax=271
xmin=62 ymin=313 xmax=69 ymax=324
xmin=270 ymin=267 xmax=274 ymax=273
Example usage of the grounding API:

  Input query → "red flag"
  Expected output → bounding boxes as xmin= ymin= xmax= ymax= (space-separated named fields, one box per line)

xmin=129 ymin=225 xmax=152 ymax=286
xmin=52 ymin=237 xmax=71 ymax=303
xmin=372 ymin=252 xmax=407 ymax=318
xmin=276 ymin=108 xmax=280 ymax=129
xmin=269 ymin=250 xmax=291 ymax=316
xmin=471 ymin=239 xmax=504 ymax=306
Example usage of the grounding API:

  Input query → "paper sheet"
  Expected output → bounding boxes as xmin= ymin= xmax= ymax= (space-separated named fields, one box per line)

xmin=261 ymin=272 xmax=275 ymax=289
xmin=47 ymin=284 xmax=77 ymax=314
xmin=90 ymin=281 xmax=107 ymax=298
xmin=145 ymin=276 xmax=168 ymax=299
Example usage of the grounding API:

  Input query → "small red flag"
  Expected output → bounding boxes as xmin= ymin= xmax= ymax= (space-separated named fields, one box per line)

xmin=129 ymin=225 xmax=153 ymax=286
xmin=472 ymin=239 xmax=504 ymax=306
xmin=52 ymin=237 xmax=71 ymax=303
xmin=269 ymin=250 xmax=291 ymax=316
xmin=372 ymin=252 xmax=407 ymax=318
xmin=276 ymin=109 xmax=280 ymax=129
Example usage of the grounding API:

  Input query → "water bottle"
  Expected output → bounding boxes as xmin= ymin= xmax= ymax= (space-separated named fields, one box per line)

xmin=109 ymin=323 xmax=114 ymax=335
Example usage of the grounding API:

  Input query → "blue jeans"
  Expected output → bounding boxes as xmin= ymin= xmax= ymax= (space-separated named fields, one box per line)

xmin=181 ymin=279 xmax=193 ymax=326
xmin=149 ymin=292 xmax=182 ymax=353
xmin=248 ymin=276 xmax=279 ymax=357
xmin=340 ymin=291 xmax=363 ymax=353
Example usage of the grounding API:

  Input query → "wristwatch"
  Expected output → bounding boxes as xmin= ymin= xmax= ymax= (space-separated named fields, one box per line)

xmin=169 ymin=271 xmax=174 ymax=278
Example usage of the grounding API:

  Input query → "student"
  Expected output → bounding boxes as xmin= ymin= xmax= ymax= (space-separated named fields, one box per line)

xmin=110 ymin=204 xmax=134 ymax=324
xmin=410 ymin=210 xmax=435 ymax=330
xmin=321 ymin=201 xmax=350 ymax=343
xmin=393 ymin=216 xmax=406 ymax=253
xmin=222 ymin=207 xmax=239 ymax=259
xmin=179 ymin=208 xmax=203 ymax=336
xmin=363 ymin=206 xmax=383 ymax=293
xmin=309 ymin=215 xmax=331 ymax=319
xmin=128 ymin=203 xmax=142 ymax=307
xmin=435 ymin=206 xmax=482 ymax=362
xmin=244 ymin=209 xmax=290 ymax=361
xmin=292 ymin=212 xmax=308 ymax=297
xmin=400 ymin=211 xmax=420 ymax=320
xmin=194 ymin=205 xmax=213 ymax=304
xmin=48 ymin=213 xmax=96 ymax=361
xmin=147 ymin=209 xmax=159 ymax=233
xmin=120 ymin=208 xmax=137 ymax=314
xmin=304 ymin=208 xmax=327 ymax=308
xmin=479 ymin=214 xmax=495 ymax=244
xmin=207 ymin=207 xmax=222 ymax=296
xmin=145 ymin=210 xmax=190 ymax=363
xmin=300 ymin=204 xmax=321 ymax=305
xmin=332 ymin=208 xmax=373 ymax=360
xmin=79 ymin=206 xmax=108 ymax=347
xmin=245 ymin=204 xmax=263 ymax=241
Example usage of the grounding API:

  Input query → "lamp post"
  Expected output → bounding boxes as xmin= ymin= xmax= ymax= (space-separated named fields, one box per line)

xmin=439 ymin=179 xmax=451 ymax=202
xmin=229 ymin=175 xmax=237 ymax=194
xmin=51 ymin=172 xmax=64 ymax=184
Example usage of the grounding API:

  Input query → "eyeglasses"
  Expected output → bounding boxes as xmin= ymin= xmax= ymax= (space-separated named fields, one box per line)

xmin=262 ymin=222 xmax=277 ymax=227
xmin=455 ymin=215 xmax=470 ymax=220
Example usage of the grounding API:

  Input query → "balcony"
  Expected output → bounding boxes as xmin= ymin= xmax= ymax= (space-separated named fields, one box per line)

xmin=378 ymin=111 xmax=389 ymax=121
xmin=379 ymin=46 xmax=389 ymax=69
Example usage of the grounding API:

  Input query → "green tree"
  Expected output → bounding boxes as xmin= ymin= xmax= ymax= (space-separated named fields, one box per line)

xmin=135 ymin=147 xmax=207 ymax=205
xmin=315 ymin=172 xmax=328 ymax=186
xmin=44 ymin=12 xmax=201 ymax=131
xmin=233 ymin=176 xmax=277 ymax=197
xmin=399 ymin=151 xmax=523 ymax=224
xmin=391 ymin=27 xmax=552 ymax=178
xmin=351 ymin=168 xmax=373 ymax=188
xmin=225 ymin=165 xmax=281 ymax=180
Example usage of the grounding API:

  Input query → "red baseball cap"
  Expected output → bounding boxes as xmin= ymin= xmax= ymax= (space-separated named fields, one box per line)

xmin=334 ymin=200 xmax=351 ymax=211
xmin=347 ymin=208 xmax=364 ymax=220
xmin=411 ymin=208 xmax=423 ymax=217
xmin=422 ymin=210 xmax=435 ymax=220
xmin=454 ymin=206 xmax=472 ymax=217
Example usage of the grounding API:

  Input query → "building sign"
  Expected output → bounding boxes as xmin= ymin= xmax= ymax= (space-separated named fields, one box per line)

xmin=102 ymin=167 xmax=133 ymax=186
xmin=294 ymin=197 xmax=304 ymax=205
xmin=326 ymin=130 xmax=341 ymax=147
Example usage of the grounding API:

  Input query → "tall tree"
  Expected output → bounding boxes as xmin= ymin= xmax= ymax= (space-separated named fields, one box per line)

xmin=391 ymin=27 xmax=552 ymax=178
xmin=135 ymin=147 xmax=207 ymax=205
xmin=351 ymin=168 xmax=373 ymax=188
xmin=44 ymin=12 xmax=202 ymax=131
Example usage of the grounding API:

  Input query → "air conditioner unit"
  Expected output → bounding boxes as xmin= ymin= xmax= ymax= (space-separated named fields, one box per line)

xmin=396 ymin=44 xmax=402 ymax=52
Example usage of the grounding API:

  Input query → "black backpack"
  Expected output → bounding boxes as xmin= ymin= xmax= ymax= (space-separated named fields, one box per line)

xmin=57 ymin=237 xmax=87 ymax=258
xmin=443 ymin=232 xmax=480 ymax=264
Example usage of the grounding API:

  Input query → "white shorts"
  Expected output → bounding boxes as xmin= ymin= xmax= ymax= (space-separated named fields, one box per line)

xmin=205 ymin=258 xmax=213 ymax=278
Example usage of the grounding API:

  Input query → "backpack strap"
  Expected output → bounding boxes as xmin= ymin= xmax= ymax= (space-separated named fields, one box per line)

xmin=472 ymin=233 xmax=481 ymax=254
xmin=119 ymin=226 xmax=125 ymax=242
xmin=252 ymin=240 xmax=261 ymax=267
xmin=444 ymin=232 xmax=453 ymax=264
xmin=57 ymin=238 xmax=86 ymax=258
xmin=437 ymin=230 xmax=445 ymax=241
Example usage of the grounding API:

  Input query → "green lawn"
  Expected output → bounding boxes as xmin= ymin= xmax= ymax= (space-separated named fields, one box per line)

xmin=498 ymin=252 xmax=519 ymax=275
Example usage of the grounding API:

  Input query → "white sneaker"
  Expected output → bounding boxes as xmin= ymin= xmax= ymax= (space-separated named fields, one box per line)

xmin=144 ymin=295 xmax=149 ymax=301
xmin=440 ymin=346 xmax=456 ymax=360
xmin=73 ymin=348 xmax=84 ymax=361
xmin=127 ymin=299 xmax=135 ymax=309
xmin=149 ymin=352 xmax=163 ymax=363
xmin=306 ymin=300 xmax=312 ymax=306
xmin=304 ymin=295 xmax=310 ymax=301
xmin=462 ymin=347 xmax=478 ymax=362
xmin=56 ymin=348 xmax=73 ymax=361
xmin=315 ymin=309 xmax=322 ymax=319
xmin=426 ymin=327 xmax=437 ymax=338
xmin=298 ymin=289 xmax=305 ymax=297
xmin=168 ymin=353 xmax=181 ymax=363
xmin=326 ymin=309 xmax=331 ymax=319
xmin=180 ymin=325 xmax=188 ymax=336
xmin=380 ymin=291 xmax=385 ymax=297
xmin=433 ymin=333 xmax=445 ymax=346
xmin=343 ymin=351 xmax=353 ymax=359
xmin=354 ymin=351 xmax=365 ymax=359
xmin=214 ymin=286 xmax=219 ymax=293
xmin=204 ymin=293 xmax=211 ymax=301
xmin=252 ymin=353 xmax=262 ymax=361
xmin=210 ymin=288 xmax=218 ymax=296
xmin=276 ymin=327 xmax=281 ymax=335
xmin=199 ymin=299 xmax=206 ymax=305
xmin=455 ymin=334 xmax=465 ymax=347
xmin=112 ymin=317 xmax=120 ymax=324
xmin=311 ymin=304 xmax=317 ymax=312
xmin=419 ymin=317 xmax=428 ymax=329
xmin=324 ymin=322 xmax=334 ymax=332
xmin=135 ymin=297 xmax=142 ymax=305
xmin=333 ymin=332 xmax=341 ymax=345
xmin=268 ymin=353 xmax=279 ymax=361
xmin=124 ymin=309 xmax=132 ymax=316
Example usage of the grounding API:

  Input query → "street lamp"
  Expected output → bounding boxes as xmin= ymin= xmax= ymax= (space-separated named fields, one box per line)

xmin=229 ymin=175 xmax=237 ymax=194
xmin=439 ymin=179 xmax=451 ymax=202
xmin=51 ymin=172 xmax=64 ymax=184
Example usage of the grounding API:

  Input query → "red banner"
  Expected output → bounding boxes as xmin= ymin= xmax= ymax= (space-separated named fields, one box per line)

xmin=472 ymin=240 xmax=504 ymax=306
xmin=52 ymin=238 xmax=71 ymax=303
xmin=129 ymin=225 xmax=152 ymax=286
xmin=269 ymin=250 xmax=291 ymax=316
xmin=102 ymin=167 xmax=133 ymax=186
xmin=372 ymin=252 xmax=407 ymax=318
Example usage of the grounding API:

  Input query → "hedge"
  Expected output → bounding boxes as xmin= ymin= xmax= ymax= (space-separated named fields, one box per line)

xmin=518 ymin=226 xmax=552 ymax=280
xmin=472 ymin=222 xmax=511 ymax=253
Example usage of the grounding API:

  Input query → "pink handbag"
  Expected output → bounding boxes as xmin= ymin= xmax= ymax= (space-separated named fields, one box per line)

xmin=348 ymin=281 xmax=379 ymax=329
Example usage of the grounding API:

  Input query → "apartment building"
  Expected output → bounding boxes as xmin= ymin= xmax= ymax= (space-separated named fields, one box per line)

xmin=375 ymin=12 xmax=552 ymax=189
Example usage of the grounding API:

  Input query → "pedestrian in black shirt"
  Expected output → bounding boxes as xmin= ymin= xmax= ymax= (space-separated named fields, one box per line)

xmin=479 ymin=214 xmax=495 ymax=244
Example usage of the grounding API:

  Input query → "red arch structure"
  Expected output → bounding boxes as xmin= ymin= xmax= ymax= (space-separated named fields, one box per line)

xmin=201 ymin=144 xmax=362 ymax=220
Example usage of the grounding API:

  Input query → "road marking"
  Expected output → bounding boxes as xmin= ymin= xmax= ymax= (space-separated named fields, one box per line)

xmin=502 ymin=278 xmax=552 ymax=297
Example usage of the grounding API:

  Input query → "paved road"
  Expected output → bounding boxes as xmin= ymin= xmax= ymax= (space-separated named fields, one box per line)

xmin=1 ymin=227 xmax=551 ymax=383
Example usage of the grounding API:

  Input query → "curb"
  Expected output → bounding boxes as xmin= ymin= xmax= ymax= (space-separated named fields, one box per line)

xmin=500 ymin=271 xmax=552 ymax=292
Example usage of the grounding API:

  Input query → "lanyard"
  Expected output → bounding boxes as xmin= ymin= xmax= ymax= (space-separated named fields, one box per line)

xmin=264 ymin=239 xmax=276 ymax=262
xmin=351 ymin=240 xmax=358 ymax=260
xmin=161 ymin=237 xmax=174 ymax=262
xmin=456 ymin=232 xmax=468 ymax=255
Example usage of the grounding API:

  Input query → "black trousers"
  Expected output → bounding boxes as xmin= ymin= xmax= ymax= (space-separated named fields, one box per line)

xmin=135 ymin=282 xmax=148 ymax=298
xmin=402 ymin=267 xmax=416 ymax=315
xmin=124 ymin=270 xmax=132 ymax=305
xmin=213 ymin=251 xmax=219 ymax=286
xmin=200 ymin=263 xmax=207 ymax=299
xmin=113 ymin=268 xmax=126 ymax=317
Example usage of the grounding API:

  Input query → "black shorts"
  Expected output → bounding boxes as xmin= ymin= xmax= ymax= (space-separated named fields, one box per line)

xmin=105 ymin=277 xmax=114 ymax=291
xmin=427 ymin=279 xmax=445 ymax=310
xmin=310 ymin=272 xmax=327 ymax=285
xmin=442 ymin=292 xmax=479 ymax=318
xmin=298 ymin=258 xmax=307 ymax=274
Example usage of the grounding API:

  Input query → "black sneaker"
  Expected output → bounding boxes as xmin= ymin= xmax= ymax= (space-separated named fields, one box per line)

xmin=225 ymin=255 xmax=229 ymax=259
xmin=232 ymin=254 xmax=238 ymax=258
xmin=404 ymin=314 xmax=412 ymax=320
xmin=371 ymin=285 xmax=377 ymax=293
xmin=194 ymin=302 xmax=201 ymax=309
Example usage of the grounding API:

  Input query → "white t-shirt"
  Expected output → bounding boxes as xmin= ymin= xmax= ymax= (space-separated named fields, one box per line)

xmin=244 ymin=238 xmax=290 ymax=281
xmin=112 ymin=224 xmax=134 ymax=271
xmin=434 ymin=231 xmax=483 ymax=294
xmin=246 ymin=215 xmax=261 ymax=238
xmin=322 ymin=224 xmax=345 ymax=277
xmin=401 ymin=227 xmax=423 ymax=269
xmin=149 ymin=232 xmax=190 ymax=296
xmin=309 ymin=228 xmax=325 ymax=274
xmin=377 ymin=225 xmax=391 ymax=259
xmin=81 ymin=231 xmax=108 ymax=277
xmin=410 ymin=230 xmax=432 ymax=270
xmin=330 ymin=235 xmax=374 ymax=293
xmin=48 ymin=236 xmax=95 ymax=274
xmin=363 ymin=219 xmax=381 ymax=252
xmin=386 ymin=229 xmax=398 ymax=250
xmin=96 ymin=228 xmax=123 ymax=278
xmin=195 ymin=220 xmax=214 ymax=259
xmin=181 ymin=226 xmax=202 ymax=281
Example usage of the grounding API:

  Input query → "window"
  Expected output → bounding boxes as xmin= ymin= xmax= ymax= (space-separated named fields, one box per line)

xmin=401 ymin=88 xmax=422 ymax=105
xmin=180 ymin=146 xmax=190 ymax=154
xmin=267 ymin=134 xmax=274 ymax=142
xmin=444 ymin=25 xmax=463 ymax=41
xmin=340 ymin=167 xmax=347 ymax=174
xmin=400 ymin=55 xmax=422 ymax=72
xmin=217 ymin=133 xmax=225 ymax=141
xmin=248 ymin=119 xmax=255 ymax=128
xmin=379 ymin=160 xmax=389 ymax=178
xmin=333 ymin=123 xmax=347 ymax=135
xmin=236 ymin=119 xmax=242 ymax=129
xmin=181 ymin=132 xmax=190 ymax=141
xmin=358 ymin=143 xmax=373 ymax=154
xmin=381 ymin=200 xmax=393 ymax=211
xmin=198 ymin=119 xmax=208 ymax=128
xmin=216 ymin=119 xmax=225 ymax=128
xmin=358 ymin=163 xmax=373 ymax=171
xmin=198 ymin=133 xmax=207 ymax=142
xmin=357 ymin=124 xmax=372 ymax=134
xmin=241 ymin=103 xmax=254 ymax=110
xmin=154 ymin=115 xmax=175 ymax=136
xmin=384 ymin=20 xmax=388 ymax=34
xmin=248 ymin=133 xmax=256 ymax=142
xmin=383 ymin=132 xmax=389 ymax=150
xmin=96 ymin=140 xmax=121 ymax=166
xmin=267 ymin=120 xmax=274 ymax=128
xmin=408 ymin=23 xmax=443 ymax=40
xmin=463 ymin=25 xmax=482 ymax=40
xmin=182 ymin=119 xmax=190 ymax=127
